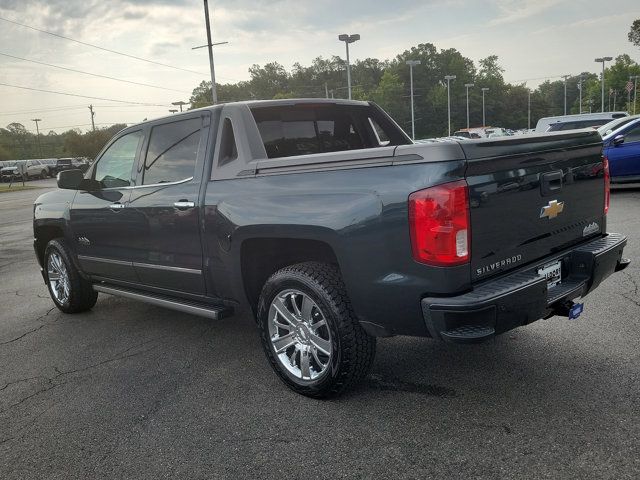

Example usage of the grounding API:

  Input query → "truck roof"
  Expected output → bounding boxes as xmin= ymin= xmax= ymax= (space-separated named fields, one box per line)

xmin=127 ymin=98 xmax=372 ymax=130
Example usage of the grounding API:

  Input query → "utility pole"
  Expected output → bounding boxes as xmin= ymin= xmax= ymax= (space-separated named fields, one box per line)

xmin=325 ymin=82 xmax=329 ymax=99
xmin=338 ymin=33 xmax=360 ymax=100
xmin=629 ymin=76 xmax=633 ymax=113
xmin=464 ymin=83 xmax=474 ymax=130
xmin=171 ymin=101 xmax=187 ymax=112
xmin=444 ymin=75 xmax=456 ymax=136
xmin=88 ymin=104 xmax=95 ymax=131
xmin=406 ymin=60 xmax=421 ymax=140
xmin=613 ymin=89 xmax=617 ymax=111
xmin=481 ymin=88 xmax=489 ymax=126
xmin=31 ymin=118 xmax=42 ymax=157
xmin=562 ymin=74 xmax=570 ymax=115
xmin=203 ymin=0 xmax=217 ymax=104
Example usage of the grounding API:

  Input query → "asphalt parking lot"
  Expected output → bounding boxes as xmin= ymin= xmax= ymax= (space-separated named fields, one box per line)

xmin=1 ymin=181 xmax=639 ymax=479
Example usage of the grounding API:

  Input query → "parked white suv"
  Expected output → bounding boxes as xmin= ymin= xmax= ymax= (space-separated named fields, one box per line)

xmin=535 ymin=112 xmax=628 ymax=133
xmin=24 ymin=159 xmax=50 ymax=179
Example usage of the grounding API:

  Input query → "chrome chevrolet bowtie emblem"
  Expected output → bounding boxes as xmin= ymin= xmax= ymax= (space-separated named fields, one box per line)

xmin=540 ymin=200 xmax=564 ymax=219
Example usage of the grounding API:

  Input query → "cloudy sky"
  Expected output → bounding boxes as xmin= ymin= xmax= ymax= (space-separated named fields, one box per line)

xmin=0 ymin=0 xmax=638 ymax=132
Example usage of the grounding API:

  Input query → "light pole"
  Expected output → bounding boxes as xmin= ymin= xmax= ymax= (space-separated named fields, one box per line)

xmin=31 ymin=118 xmax=42 ymax=157
xmin=406 ymin=60 xmax=421 ymax=140
xmin=464 ymin=83 xmax=474 ymax=129
xmin=481 ymin=88 xmax=489 ymax=126
xmin=338 ymin=33 xmax=360 ymax=100
xmin=562 ymin=74 xmax=570 ymax=115
xmin=594 ymin=57 xmax=613 ymax=112
xmin=172 ymin=101 xmax=187 ymax=112
xmin=632 ymin=75 xmax=639 ymax=115
xmin=578 ymin=75 xmax=583 ymax=114
xmin=527 ymin=89 xmax=531 ymax=131
xmin=444 ymin=75 xmax=456 ymax=136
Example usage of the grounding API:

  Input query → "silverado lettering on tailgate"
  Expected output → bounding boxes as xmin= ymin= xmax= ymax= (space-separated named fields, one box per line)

xmin=476 ymin=254 xmax=523 ymax=277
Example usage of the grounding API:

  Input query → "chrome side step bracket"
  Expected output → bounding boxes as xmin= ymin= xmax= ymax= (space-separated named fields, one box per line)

xmin=93 ymin=284 xmax=232 ymax=320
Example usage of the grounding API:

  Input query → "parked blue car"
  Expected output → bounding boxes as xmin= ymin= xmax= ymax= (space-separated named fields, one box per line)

xmin=602 ymin=117 xmax=640 ymax=183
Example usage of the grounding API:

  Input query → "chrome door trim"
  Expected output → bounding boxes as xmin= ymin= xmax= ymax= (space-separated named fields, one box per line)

xmin=132 ymin=262 xmax=202 ymax=274
xmin=78 ymin=256 xmax=202 ymax=275
xmin=173 ymin=201 xmax=195 ymax=209
xmin=77 ymin=255 xmax=132 ymax=266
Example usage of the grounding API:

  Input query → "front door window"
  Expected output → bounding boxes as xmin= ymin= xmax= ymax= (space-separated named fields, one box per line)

xmin=94 ymin=131 xmax=142 ymax=188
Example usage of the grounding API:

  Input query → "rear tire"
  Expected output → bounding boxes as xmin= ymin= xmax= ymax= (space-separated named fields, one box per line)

xmin=257 ymin=262 xmax=376 ymax=398
xmin=44 ymin=238 xmax=98 ymax=313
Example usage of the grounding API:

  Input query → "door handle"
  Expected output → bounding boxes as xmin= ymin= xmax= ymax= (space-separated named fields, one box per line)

xmin=174 ymin=200 xmax=195 ymax=210
xmin=109 ymin=203 xmax=125 ymax=211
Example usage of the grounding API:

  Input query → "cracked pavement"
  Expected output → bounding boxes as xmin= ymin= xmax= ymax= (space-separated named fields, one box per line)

xmin=1 ymin=181 xmax=639 ymax=479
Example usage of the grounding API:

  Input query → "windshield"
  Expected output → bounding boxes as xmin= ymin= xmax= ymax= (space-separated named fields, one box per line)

xmin=599 ymin=116 xmax=638 ymax=139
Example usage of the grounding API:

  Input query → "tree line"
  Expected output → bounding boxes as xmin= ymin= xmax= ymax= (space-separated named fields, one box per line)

xmin=0 ymin=123 xmax=127 ymax=161
xmin=189 ymin=43 xmax=640 ymax=139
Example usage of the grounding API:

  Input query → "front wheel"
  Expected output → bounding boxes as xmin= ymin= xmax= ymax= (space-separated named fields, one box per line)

xmin=44 ymin=238 xmax=98 ymax=313
xmin=258 ymin=262 xmax=376 ymax=398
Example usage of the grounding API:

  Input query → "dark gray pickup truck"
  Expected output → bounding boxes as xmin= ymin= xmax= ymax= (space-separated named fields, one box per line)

xmin=33 ymin=99 xmax=629 ymax=397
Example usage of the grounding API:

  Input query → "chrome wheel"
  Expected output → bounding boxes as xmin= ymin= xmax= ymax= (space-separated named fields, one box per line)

xmin=47 ymin=251 xmax=70 ymax=305
xmin=268 ymin=289 xmax=333 ymax=381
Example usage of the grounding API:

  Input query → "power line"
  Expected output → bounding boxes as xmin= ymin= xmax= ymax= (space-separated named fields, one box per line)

xmin=14 ymin=122 xmax=135 ymax=133
xmin=0 ymin=104 xmax=88 ymax=115
xmin=0 ymin=82 xmax=169 ymax=105
xmin=0 ymin=52 xmax=191 ymax=93
xmin=0 ymin=104 xmax=171 ymax=117
xmin=0 ymin=15 xmax=206 ymax=76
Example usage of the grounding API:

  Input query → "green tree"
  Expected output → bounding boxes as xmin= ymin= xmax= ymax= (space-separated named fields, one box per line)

xmin=0 ymin=143 xmax=11 ymax=161
xmin=64 ymin=124 xmax=127 ymax=159
xmin=629 ymin=19 xmax=640 ymax=48
xmin=371 ymin=71 xmax=407 ymax=125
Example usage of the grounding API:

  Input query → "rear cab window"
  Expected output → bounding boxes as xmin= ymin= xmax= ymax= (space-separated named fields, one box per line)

xmin=250 ymin=103 xmax=409 ymax=159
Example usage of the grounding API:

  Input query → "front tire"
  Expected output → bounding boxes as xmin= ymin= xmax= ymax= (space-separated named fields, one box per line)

xmin=44 ymin=239 xmax=98 ymax=313
xmin=257 ymin=262 xmax=376 ymax=398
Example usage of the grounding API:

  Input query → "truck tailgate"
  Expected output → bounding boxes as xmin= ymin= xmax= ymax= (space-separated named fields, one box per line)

xmin=459 ymin=130 xmax=606 ymax=282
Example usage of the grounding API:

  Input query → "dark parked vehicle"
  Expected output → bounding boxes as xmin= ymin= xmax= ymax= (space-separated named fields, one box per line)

xmin=33 ymin=99 xmax=629 ymax=397
xmin=52 ymin=158 xmax=90 ymax=176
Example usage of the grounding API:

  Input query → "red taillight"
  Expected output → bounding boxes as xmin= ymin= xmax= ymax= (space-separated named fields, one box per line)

xmin=408 ymin=180 xmax=470 ymax=266
xmin=603 ymin=156 xmax=610 ymax=215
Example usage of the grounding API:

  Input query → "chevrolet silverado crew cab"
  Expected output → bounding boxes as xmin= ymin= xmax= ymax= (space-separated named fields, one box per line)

xmin=33 ymin=99 xmax=629 ymax=398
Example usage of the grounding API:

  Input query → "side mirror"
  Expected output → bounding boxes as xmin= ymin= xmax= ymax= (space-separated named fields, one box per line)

xmin=613 ymin=134 xmax=625 ymax=147
xmin=57 ymin=169 xmax=84 ymax=189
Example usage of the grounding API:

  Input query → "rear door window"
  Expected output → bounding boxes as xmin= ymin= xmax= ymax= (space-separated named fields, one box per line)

xmin=142 ymin=117 xmax=202 ymax=185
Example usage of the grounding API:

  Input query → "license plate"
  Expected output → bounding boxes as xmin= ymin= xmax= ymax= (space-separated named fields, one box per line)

xmin=538 ymin=260 xmax=561 ymax=288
